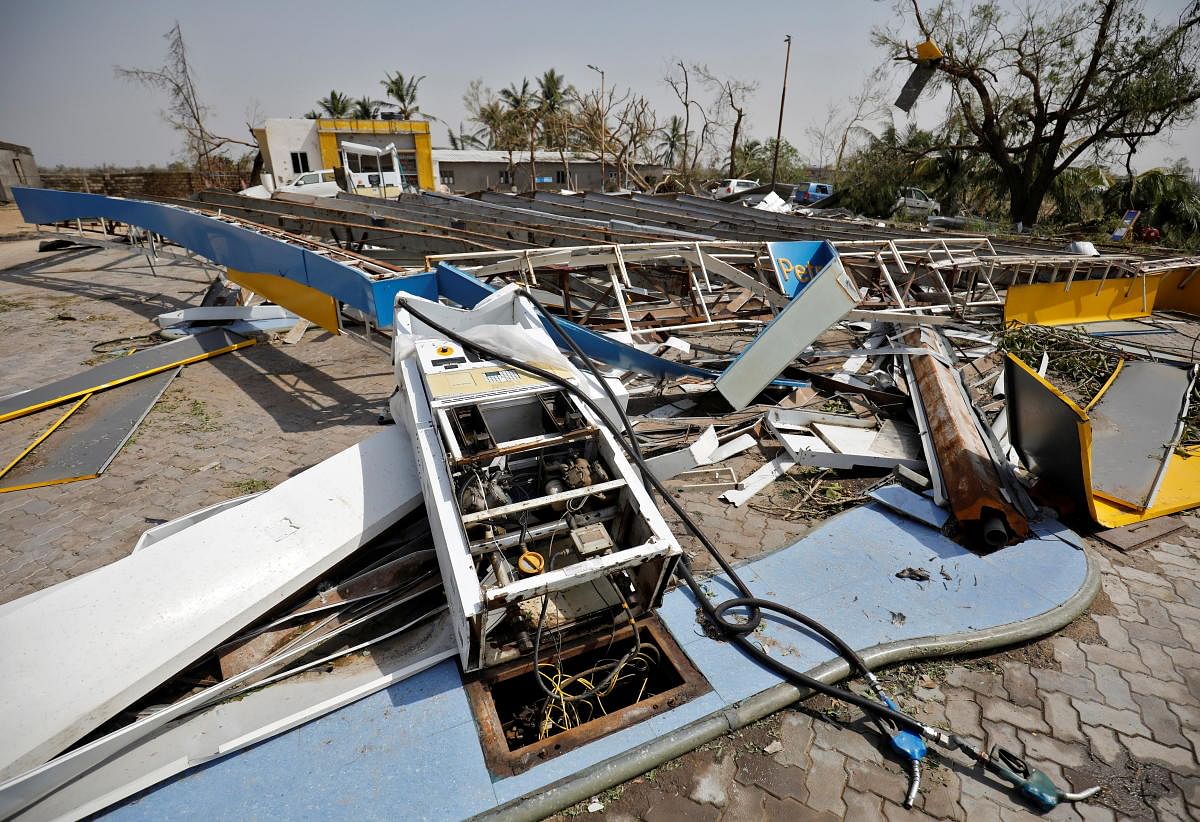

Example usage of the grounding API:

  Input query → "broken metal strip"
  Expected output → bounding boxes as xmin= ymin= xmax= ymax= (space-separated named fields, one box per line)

xmin=720 ymin=454 xmax=796 ymax=507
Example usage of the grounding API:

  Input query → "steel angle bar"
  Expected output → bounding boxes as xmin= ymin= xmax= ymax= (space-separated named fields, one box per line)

xmin=0 ymin=329 xmax=250 ymax=423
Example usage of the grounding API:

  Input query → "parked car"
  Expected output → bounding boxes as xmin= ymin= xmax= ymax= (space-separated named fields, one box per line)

xmin=708 ymin=178 xmax=759 ymax=198
xmin=792 ymin=182 xmax=833 ymax=205
xmin=892 ymin=187 xmax=941 ymax=217
xmin=239 ymin=170 xmax=342 ymax=199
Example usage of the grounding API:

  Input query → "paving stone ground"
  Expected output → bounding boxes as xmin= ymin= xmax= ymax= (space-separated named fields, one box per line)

xmin=1 ymin=239 xmax=1197 ymax=820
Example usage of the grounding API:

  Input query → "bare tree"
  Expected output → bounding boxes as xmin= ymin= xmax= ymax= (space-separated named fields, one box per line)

xmin=665 ymin=61 xmax=720 ymax=187
xmin=115 ymin=22 xmax=254 ymax=182
xmin=697 ymin=67 xmax=759 ymax=178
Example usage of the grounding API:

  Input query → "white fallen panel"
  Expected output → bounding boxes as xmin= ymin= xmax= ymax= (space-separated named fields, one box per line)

xmin=773 ymin=425 xmax=925 ymax=472
xmin=155 ymin=304 xmax=295 ymax=328
xmin=644 ymin=426 xmax=720 ymax=481
xmin=811 ymin=420 xmax=925 ymax=470
xmin=0 ymin=425 xmax=422 ymax=780
xmin=767 ymin=408 xmax=877 ymax=432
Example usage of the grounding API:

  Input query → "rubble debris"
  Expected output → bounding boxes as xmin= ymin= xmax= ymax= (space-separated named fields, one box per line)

xmin=895 ymin=567 xmax=931 ymax=582
xmin=901 ymin=327 xmax=1032 ymax=548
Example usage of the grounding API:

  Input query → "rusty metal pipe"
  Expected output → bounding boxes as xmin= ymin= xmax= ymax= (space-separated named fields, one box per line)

xmin=902 ymin=327 xmax=1029 ymax=547
xmin=981 ymin=515 xmax=1008 ymax=549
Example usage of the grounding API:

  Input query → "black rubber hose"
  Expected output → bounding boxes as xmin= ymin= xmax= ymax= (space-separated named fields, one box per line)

xmin=396 ymin=296 xmax=927 ymax=735
xmin=521 ymin=291 xmax=877 ymax=673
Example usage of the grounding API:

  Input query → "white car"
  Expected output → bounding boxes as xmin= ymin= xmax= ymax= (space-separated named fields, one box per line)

xmin=239 ymin=170 xmax=342 ymax=199
xmin=892 ymin=187 xmax=941 ymax=217
xmin=709 ymin=178 xmax=759 ymax=199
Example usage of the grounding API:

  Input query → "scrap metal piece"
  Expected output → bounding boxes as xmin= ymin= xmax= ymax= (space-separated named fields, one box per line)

xmin=1005 ymin=353 xmax=1200 ymax=528
xmin=0 ymin=395 xmax=90 ymax=482
xmin=869 ymin=484 xmax=950 ymax=529
xmin=0 ymin=329 xmax=252 ymax=423
xmin=0 ymin=368 xmax=178 ymax=494
xmin=902 ymin=328 xmax=1029 ymax=547
xmin=1094 ymin=517 xmax=1187 ymax=552
xmin=720 ymin=455 xmax=796 ymax=507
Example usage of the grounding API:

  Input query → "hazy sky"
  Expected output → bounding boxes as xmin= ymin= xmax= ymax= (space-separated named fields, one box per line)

xmin=1 ymin=0 xmax=1196 ymax=171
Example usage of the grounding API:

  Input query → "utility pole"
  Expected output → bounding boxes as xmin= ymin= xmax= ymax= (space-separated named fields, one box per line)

xmin=587 ymin=63 xmax=606 ymax=191
xmin=769 ymin=35 xmax=792 ymax=189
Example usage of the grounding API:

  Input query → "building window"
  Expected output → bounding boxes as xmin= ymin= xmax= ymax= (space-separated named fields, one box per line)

xmin=555 ymin=170 xmax=567 ymax=185
xmin=499 ymin=169 xmax=513 ymax=186
xmin=440 ymin=169 xmax=455 ymax=187
xmin=606 ymin=169 xmax=617 ymax=179
xmin=11 ymin=158 xmax=27 ymax=185
xmin=290 ymin=151 xmax=311 ymax=173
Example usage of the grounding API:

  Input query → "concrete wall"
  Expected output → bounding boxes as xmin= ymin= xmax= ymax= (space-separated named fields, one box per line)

xmin=0 ymin=144 xmax=40 ymax=204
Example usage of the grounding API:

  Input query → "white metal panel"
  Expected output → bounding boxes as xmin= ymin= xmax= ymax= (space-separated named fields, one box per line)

xmin=0 ymin=426 xmax=422 ymax=780
xmin=716 ymin=257 xmax=859 ymax=410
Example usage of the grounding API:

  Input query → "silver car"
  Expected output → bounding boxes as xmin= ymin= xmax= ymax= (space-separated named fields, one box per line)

xmin=892 ymin=187 xmax=941 ymax=217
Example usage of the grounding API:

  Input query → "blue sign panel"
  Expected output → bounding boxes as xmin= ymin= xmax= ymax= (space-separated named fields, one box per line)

xmin=766 ymin=240 xmax=839 ymax=298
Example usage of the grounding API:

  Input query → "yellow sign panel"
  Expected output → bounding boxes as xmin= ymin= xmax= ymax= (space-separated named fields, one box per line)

xmin=225 ymin=269 xmax=341 ymax=334
xmin=1152 ymin=264 xmax=1200 ymax=316
xmin=1004 ymin=275 xmax=1161 ymax=326
xmin=1008 ymin=354 xmax=1200 ymax=527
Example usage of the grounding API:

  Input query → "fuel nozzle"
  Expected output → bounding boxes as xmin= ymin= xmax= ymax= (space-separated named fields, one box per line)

xmin=983 ymin=744 xmax=1101 ymax=812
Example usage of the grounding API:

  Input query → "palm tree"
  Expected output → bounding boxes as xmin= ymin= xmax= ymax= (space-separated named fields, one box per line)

xmin=303 ymin=110 xmax=320 ymax=120
xmin=537 ymin=69 xmax=574 ymax=187
xmin=380 ymin=71 xmax=425 ymax=119
xmin=656 ymin=116 xmax=686 ymax=168
xmin=351 ymin=97 xmax=384 ymax=119
xmin=316 ymin=90 xmax=352 ymax=118
xmin=473 ymin=100 xmax=510 ymax=150
xmin=444 ymin=121 xmax=487 ymax=150
xmin=501 ymin=79 xmax=538 ymax=187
